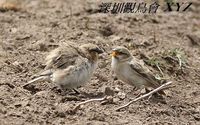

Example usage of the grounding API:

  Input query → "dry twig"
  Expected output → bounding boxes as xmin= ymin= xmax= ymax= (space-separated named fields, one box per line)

xmin=116 ymin=81 xmax=172 ymax=111
xmin=155 ymin=63 xmax=164 ymax=77
xmin=72 ymin=96 xmax=106 ymax=112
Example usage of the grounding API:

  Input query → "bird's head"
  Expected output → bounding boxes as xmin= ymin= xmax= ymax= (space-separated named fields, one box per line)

xmin=111 ymin=46 xmax=132 ymax=62
xmin=80 ymin=43 xmax=104 ymax=62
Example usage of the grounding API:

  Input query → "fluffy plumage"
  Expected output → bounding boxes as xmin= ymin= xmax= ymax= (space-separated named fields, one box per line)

xmin=24 ymin=43 xmax=103 ymax=90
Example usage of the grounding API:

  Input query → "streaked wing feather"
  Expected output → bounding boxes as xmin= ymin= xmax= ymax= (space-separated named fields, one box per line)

xmin=45 ymin=45 xmax=80 ymax=70
xmin=51 ymin=53 xmax=79 ymax=69
xmin=129 ymin=60 xmax=160 ymax=88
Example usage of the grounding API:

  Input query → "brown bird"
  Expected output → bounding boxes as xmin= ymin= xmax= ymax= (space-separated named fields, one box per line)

xmin=111 ymin=46 xmax=165 ymax=95
xmin=24 ymin=43 xmax=103 ymax=91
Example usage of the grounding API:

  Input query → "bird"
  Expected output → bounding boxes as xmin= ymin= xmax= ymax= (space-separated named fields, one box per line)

xmin=111 ymin=46 xmax=165 ymax=95
xmin=24 ymin=43 xmax=103 ymax=92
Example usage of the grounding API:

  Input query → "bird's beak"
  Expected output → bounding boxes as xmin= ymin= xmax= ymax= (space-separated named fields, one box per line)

xmin=111 ymin=51 xmax=117 ymax=57
xmin=90 ymin=48 xmax=104 ymax=54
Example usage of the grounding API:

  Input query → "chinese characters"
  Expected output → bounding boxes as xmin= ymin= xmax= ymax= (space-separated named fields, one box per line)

xmin=99 ymin=2 xmax=192 ymax=14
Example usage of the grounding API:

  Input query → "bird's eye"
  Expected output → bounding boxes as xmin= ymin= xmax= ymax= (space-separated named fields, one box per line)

xmin=89 ymin=48 xmax=103 ymax=54
xmin=119 ymin=51 xmax=127 ymax=55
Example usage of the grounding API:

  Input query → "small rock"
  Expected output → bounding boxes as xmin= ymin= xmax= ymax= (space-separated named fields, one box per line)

xmin=111 ymin=36 xmax=121 ymax=42
xmin=101 ymin=96 xmax=113 ymax=105
xmin=10 ymin=28 xmax=17 ymax=33
xmin=113 ymin=97 xmax=120 ymax=103
xmin=196 ymin=106 xmax=200 ymax=112
xmin=12 ymin=61 xmax=24 ymax=66
xmin=140 ymin=88 xmax=146 ymax=94
xmin=99 ymin=25 xmax=114 ymax=37
xmin=12 ymin=61 xmax=23 ymax=72
xmin=49 ymin=39 xmax=55 ymax=43
xmin=114 ymin=87 xmax=120 ymax=92
xmin=34 ymin=90 xmax=48 ymax=97
xmin=104 ymin=87 xmax=114 ymax=96
xmin=14 ymin=100 xmax=29 ymax=108
xmin=165 ymin=90 xmax=173 ymax=97
xmin=0 ymin=107 xmax=7 ymax=114
xmin=117 ymin=92 xmax=126 ymax=100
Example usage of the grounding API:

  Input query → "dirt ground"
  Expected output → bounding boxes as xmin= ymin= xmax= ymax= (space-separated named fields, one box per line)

xmin=0 ymin=0 xmax=200 ymax=125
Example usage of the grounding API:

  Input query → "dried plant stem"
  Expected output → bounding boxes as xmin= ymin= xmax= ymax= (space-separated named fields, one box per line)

xmin=156 ymin=63 xmax=164 ymax=77
xmin=73 ymin=96 xmax=106 ymax=112
xmin=116 ymin=81 xmax=172 ymax=111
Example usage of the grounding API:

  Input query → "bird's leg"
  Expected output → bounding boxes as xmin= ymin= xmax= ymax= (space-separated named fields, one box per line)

xmin=133 ymin=89 xmax=143 ymax=98
xmin=72 ymin=88 xmax=81 ymax=95
xmin=133 ymin=88 xmax=148 ymax=98
xmin=132 ymin=86 xmax=137 ymax=91
xmin=145 ymin=88 xmax=154 ymax=101
xmin=50 ymin=86 xmax=62 ymax=93
xmin=132 ymin=88 xmax=153 ymax=100
xmin=134 ymin=92 xmax=142 ymax=98
xmin=128 ymin=86 xmax=138 ymax=95
xmin=145 ymin=88 xmax=162 ymax=101
xmin=145 ymin=88 xmax=151 ymax=93
xmin=147 ymin=93 xmax=153 ymax=101
xmin=59 ymin=88 xmax=80 ymax=96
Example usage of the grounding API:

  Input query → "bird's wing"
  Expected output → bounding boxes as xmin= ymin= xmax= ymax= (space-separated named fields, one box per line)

xmin=25 ymin=43 xmax=85 ymax=86
xmin=128 ymin=58 xmax=160 ymax=88
xmin=45 ymin=44 xmax=81 ymax=70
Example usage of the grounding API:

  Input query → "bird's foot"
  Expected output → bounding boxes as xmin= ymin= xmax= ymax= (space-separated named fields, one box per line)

xmin=72 ymin=88 xmax=81 ymax=95
xmin=133 ymin=88 xmax=146 ymax=98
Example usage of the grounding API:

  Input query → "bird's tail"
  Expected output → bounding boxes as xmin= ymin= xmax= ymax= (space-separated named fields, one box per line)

xmin=23 ymin=69 xmax=52 ymax=87
xmin=23 ymin=75 xmax=50 ymax=87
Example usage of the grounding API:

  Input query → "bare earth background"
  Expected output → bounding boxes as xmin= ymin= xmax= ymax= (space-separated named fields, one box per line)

xmin=0 ymin=0 xmax=200 ymax=125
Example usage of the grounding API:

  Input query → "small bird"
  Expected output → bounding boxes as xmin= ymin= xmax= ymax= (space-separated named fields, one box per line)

xmin=111 ymin=46 xmax=165 ymax=95
xmin=24 ymin=43 xmax=103 ymax=91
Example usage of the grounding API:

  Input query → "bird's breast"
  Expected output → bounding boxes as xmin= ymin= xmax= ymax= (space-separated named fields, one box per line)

xmin=53 ymin=61 xmax=97 ymax=89
xmin=111 ymin=57 xmax=118 ymax=71
xmin=73 ymin=61 xmax=96 ymax=84
xmin=112 ymin=62 xmax=146 ymax=88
